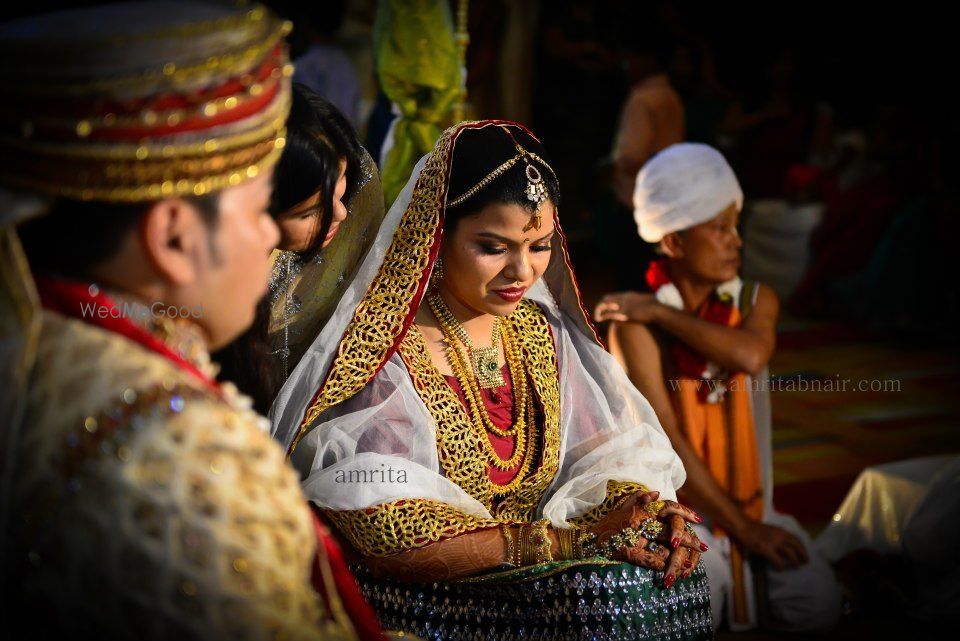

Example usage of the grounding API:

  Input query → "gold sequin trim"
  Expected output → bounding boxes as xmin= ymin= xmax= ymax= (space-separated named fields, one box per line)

xmin=25 ymin=74 xmax=286 ymax=139
xmin=324 ymin=499 xmax=500 ymax=558
xmin=3 ymin=14 xmax=290 ymax=96
xmin=2 ymin=137 xmax=284 ymax=202
xmin=60 ymin=383 xmax=211 ymax=480
xmin=5 ymin=84 xmax=290 ymax=161
xmin=568 ymin=481 xmax=651 ymax=529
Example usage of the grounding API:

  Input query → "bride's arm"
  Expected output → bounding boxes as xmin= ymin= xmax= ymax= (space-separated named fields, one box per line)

xmin=364 ymin=527 xmax=558 ymax=582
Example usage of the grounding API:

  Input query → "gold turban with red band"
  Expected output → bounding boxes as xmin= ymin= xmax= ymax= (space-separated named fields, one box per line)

xmin=0 ymin=2 xmax=292 ymax=202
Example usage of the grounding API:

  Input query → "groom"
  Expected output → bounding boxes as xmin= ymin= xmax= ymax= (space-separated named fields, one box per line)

xmin=0 ymin=3 xmax=383 ymax=639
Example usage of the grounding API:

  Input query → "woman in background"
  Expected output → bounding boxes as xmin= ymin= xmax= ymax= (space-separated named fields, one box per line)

xmin=216 ymin=84 xmax=384 ymax=414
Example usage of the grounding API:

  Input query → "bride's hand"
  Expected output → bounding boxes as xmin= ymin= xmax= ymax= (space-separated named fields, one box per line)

xmin=642 ymin=498 xmax=707 ymax=587
xmin=589 ymin=489 xmax=661 ymax=544
xmin=591 ymin=493 xmax=708 ymax=586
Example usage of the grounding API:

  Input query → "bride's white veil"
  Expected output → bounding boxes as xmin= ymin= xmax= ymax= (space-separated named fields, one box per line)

xmin=270 ymin=120 xmax=685 ymax=527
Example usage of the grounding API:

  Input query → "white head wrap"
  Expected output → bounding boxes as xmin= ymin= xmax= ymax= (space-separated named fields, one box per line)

xmin=633 ymin=142 xmax=743 ymax=243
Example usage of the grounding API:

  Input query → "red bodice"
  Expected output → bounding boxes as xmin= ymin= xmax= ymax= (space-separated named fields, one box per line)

xmin=444 ymin=363 xmax=540 ymax=487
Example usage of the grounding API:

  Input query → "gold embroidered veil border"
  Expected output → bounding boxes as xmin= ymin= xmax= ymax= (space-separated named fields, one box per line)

xmin=276 ymin=119 xmax=603 ymax=457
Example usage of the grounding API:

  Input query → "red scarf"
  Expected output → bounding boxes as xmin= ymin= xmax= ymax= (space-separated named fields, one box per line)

xmin=34 ymin=275 xmax=221 ymax=393
xmin=645 ymin=259 xmax=737 ymax=402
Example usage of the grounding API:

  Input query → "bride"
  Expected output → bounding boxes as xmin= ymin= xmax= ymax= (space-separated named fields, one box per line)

xmin=271 ymin=120 xmax=712 ymax=640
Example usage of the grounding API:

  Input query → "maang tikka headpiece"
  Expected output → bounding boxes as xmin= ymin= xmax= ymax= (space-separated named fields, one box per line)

xmin=447 ymin=125 xmax=556 ymax=232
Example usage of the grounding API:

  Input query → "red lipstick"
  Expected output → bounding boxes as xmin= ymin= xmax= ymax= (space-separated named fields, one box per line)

xmin=493 ymin=286 xmax=526 ymax=303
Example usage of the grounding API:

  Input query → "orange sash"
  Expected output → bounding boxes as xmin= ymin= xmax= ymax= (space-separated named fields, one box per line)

xmin=669 ymin=304 xmax=764 ymax=625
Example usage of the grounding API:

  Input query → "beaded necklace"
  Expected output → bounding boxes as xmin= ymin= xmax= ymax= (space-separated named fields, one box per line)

xmin=428 ymin=293 xmax=534 ymax=472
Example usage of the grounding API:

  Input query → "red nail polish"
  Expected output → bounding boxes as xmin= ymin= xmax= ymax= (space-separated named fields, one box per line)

xmin=683 ymin=560 xmax=692 ymax=569
xmin=693 ymin=513 xmax=703 ymax=523
xmin=700 ymin=542 xmax=709 ymax=552
xmin=671 ymin=537 xmax=680 ymax=549
xmin=664 ymin=573 xmax=675 ymax=588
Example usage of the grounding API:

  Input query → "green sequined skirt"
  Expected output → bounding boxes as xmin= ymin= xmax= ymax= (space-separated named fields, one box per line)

xmin=355 ymin=559 xmax=713 ymax=640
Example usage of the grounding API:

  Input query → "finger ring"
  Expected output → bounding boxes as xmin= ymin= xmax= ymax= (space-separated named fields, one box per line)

xmin=638 ymin=517 xmax=664 ymax=540
xmin=647 ymin=541 xmax=661 ymax=553
xmin=643 ymin=500 xmax=666 ymax=516
xmin=684 ymin=523 xmax=697 ymax=537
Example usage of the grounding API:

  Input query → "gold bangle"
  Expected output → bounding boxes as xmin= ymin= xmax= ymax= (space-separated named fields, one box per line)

xmin=515 ymin=523 xmax=527 ymax=566
xmin=557 ymin=527 xmax=574 ymax=560
xmin=528 ymin=519 xmax=553 ymax=565
xmin=501 ymin=524 xmax=517 ymax=566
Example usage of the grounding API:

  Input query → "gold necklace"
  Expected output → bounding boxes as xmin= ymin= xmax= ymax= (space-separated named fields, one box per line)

xmin=429 ymin=293 xmax=525 ymax=437
xmin=428 ymin=293 xmax=505 ymax=389
xmin=430 ymin=295 xmax=535 ymax=471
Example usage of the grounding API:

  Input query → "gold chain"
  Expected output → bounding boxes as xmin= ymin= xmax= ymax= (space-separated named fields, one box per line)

xmin=397 ymin=300 xmax=561 ymax=510
xmin=428 ymin=293 xmax=504 ymax=389
xmin=430 ymin=294 xmax=521 ymax=434
xmin=431 ymin=298 xmax=536 ymax=472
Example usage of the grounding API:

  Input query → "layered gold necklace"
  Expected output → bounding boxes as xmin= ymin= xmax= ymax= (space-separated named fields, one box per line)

xmin=429 ymin=293 xmax=505 ymax=389
xmin=428 ymin=293 xmax=536 ymax=473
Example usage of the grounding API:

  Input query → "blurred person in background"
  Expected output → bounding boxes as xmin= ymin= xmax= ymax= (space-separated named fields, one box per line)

xmin=594 ymin=143 xmax=843 ymax=632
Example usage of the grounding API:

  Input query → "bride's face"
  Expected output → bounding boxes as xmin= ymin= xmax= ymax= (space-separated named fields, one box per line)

xmin=440 ymin=200 xmax=556 ymax=317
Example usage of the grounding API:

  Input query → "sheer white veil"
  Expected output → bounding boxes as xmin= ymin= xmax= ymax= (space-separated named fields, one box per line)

xmin=270 ymin=120 xmax=685 ymax=526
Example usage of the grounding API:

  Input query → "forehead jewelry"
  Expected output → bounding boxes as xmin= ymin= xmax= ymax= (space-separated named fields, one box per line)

xmin=521 ymin=151 xmax=545 ymax=232
xmin=447 ymin=128 xmax=556 ymax=235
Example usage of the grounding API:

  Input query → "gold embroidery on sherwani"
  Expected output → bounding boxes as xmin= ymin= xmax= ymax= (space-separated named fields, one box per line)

xmin=13 ymin=311 xmax=356 ymax=640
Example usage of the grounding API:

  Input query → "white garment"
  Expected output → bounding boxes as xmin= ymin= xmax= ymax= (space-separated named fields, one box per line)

xmin=815 ymin=455 xmax=960 ymax=626
xmin=816 ymin=455 xmax=958 ymax=562
xmin=271 ymin=121 xmax=686 ymax=523
xmin=697 ymin=511 xmax=843 ymax=632
xmin=633 ymin=142 xmax=743 ymax=242
xmin=290 ymin=288 xmax=685 ymax=524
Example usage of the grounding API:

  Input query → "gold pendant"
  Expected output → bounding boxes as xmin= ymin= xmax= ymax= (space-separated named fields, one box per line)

xmin=470 ymin=345 xmax=504 ymax=389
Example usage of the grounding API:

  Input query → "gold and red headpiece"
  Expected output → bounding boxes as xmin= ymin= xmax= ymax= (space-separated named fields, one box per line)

xmin=0 ymin=2 xmax=292 ymax=202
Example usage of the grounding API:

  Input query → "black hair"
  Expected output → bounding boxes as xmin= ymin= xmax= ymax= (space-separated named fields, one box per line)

xmin=18 ymin=193 xmax=219 ymax=278
xmin=444 ymin=125 xmax=561 ymax=233
xmin=215 ymin=84 xmax=366 ymax=415
xmin=270 ymin=83 xmax=364 ymax=249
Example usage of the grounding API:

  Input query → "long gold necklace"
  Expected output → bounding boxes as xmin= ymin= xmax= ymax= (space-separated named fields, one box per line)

xmin=429 ymin=293 xmax=535 ymax=471
xmin=428 ymin=294 xmax=505 ymax=389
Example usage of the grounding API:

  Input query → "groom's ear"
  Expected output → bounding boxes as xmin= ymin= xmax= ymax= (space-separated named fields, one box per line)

xmin=139 ymin=198 xmax=212 ymax=286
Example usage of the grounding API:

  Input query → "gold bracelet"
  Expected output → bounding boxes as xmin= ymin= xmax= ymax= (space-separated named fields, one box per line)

xmin=501 ymin=524 xmax=517 ymax=566
xmin=574 ymin=528 xmax=597 ymax=559
xmin=528 ymin=519 xmax=553 ymax=564
xmin=515 ymin=523 xmax=528 ymax=566
xmin=557 ymin=527 xmax=574 ymax=560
